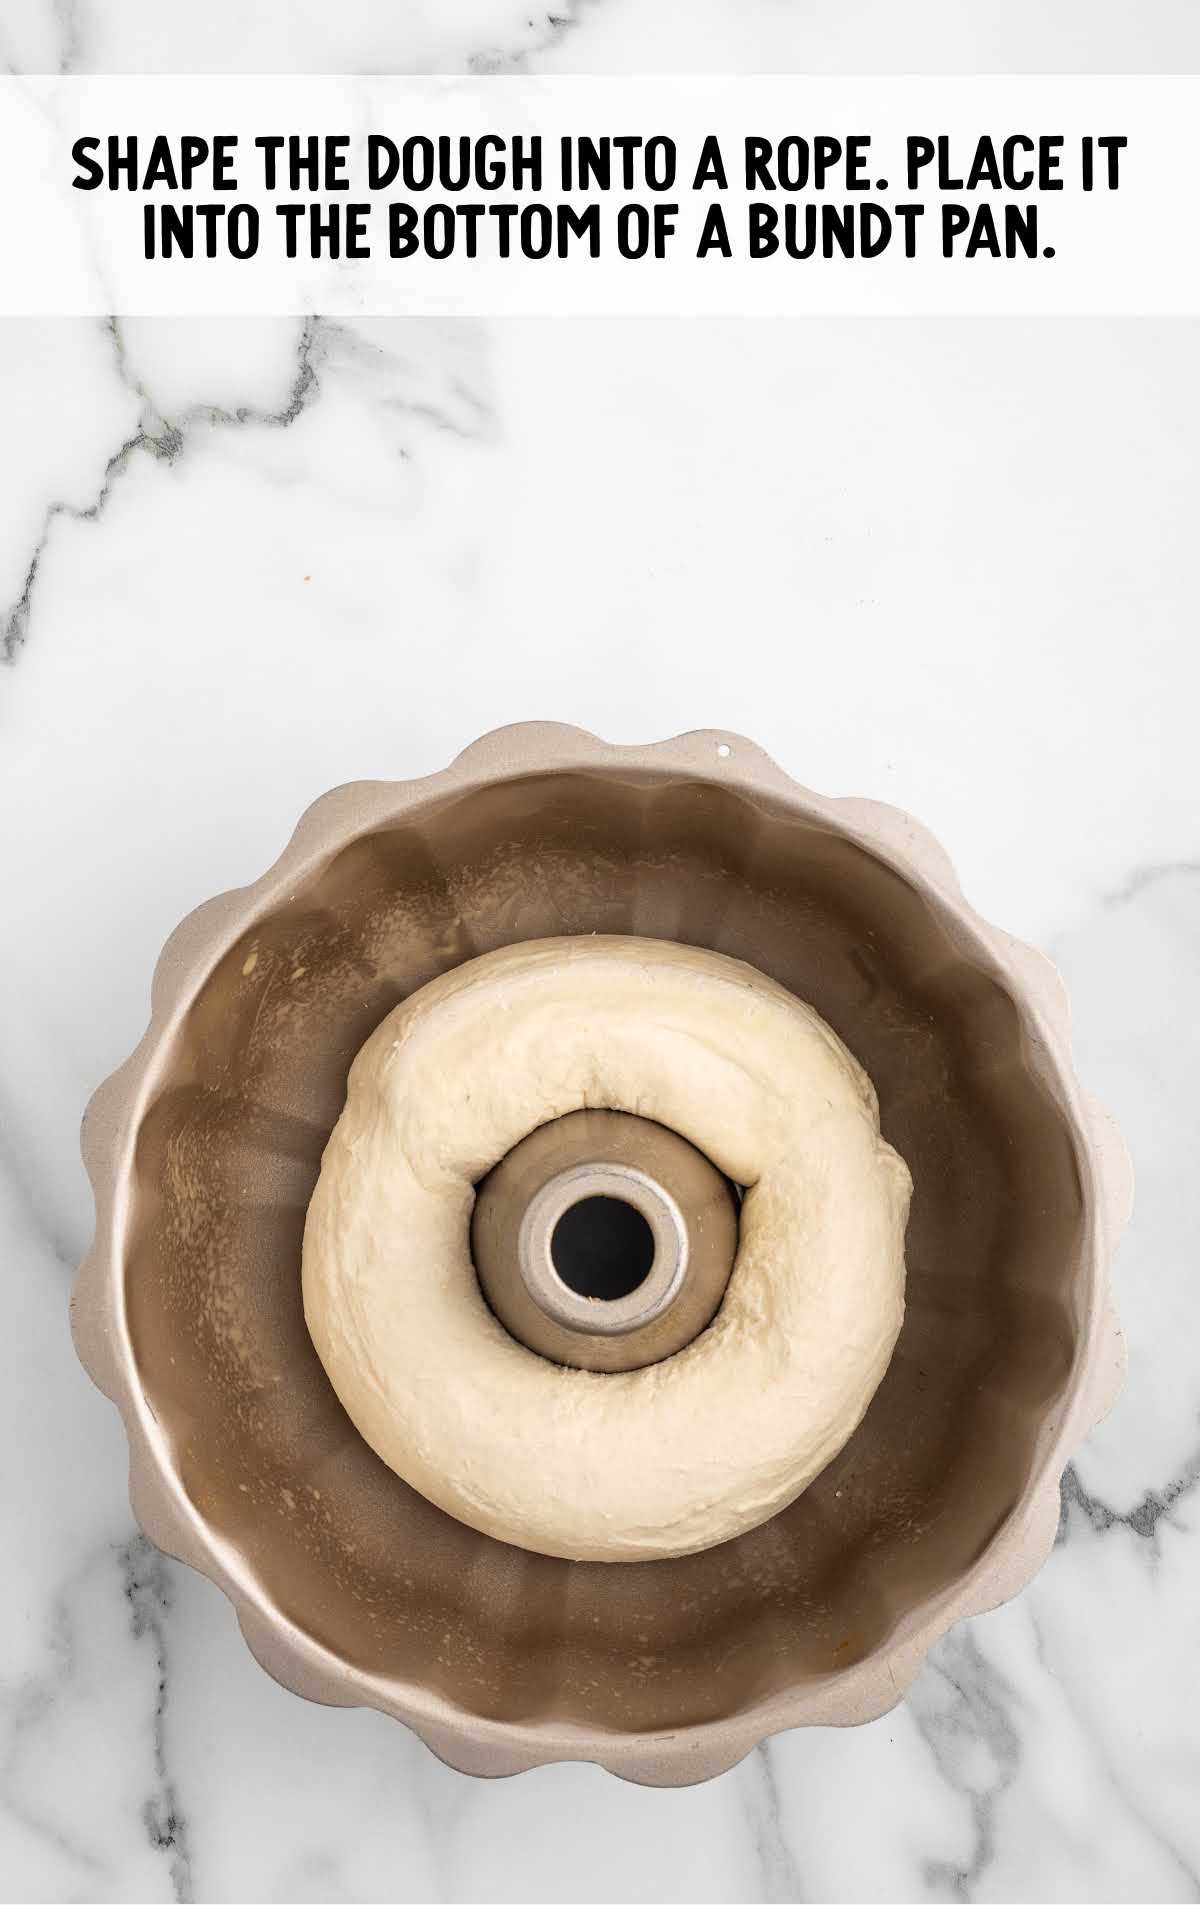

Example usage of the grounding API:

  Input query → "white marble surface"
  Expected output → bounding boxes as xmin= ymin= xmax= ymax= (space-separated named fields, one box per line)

xmin=2 ymin=5 xmax=1199 ymax=1902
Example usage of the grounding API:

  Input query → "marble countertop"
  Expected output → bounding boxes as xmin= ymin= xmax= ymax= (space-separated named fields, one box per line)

xmin=2 ymin=4 xmax=1199 ymax=1902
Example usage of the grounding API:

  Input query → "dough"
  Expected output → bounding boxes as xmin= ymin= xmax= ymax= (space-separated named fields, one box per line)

xmin=303 ymin=936 xmax=911 ymax=1562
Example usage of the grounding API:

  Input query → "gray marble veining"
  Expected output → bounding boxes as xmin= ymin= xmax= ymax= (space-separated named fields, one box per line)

xmin=1 ymin=3 xmax=1198 ymax=1900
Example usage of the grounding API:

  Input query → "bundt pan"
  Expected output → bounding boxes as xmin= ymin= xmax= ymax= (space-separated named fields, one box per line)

xmin=73 ymin=725 xmax=1129 ymax=1784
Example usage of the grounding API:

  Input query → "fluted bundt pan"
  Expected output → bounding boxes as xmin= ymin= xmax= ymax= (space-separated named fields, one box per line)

xmin=72 ymin=725 xmax=1129 ymax=1783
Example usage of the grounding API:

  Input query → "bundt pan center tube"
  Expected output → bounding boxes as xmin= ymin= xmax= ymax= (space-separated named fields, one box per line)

xmin=472 ymin=1107 xmax=741 ymax=1373
xmin=72 ymin=724 xmax=1130 ymax=1784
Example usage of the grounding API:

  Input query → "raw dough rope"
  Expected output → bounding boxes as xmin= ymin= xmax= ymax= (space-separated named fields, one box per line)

xmin=303 ymin=936 xmax=910 ymax=1562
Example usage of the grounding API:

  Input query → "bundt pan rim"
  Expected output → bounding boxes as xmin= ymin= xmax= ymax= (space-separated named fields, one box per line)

xmin=71 ymin=723 xmax=1130 ymax=1786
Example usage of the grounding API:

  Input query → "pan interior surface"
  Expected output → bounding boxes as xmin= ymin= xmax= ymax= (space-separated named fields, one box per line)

xmin=125 ymin=767 xmax=1083 ymax=1734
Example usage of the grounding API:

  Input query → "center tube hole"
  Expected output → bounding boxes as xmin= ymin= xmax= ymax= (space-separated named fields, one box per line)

xmin=550 ymin=1195 xmax=656 ymax=1302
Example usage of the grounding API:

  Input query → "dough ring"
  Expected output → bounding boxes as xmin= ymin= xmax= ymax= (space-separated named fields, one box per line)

xmin=302 ymin=936 xmax=911 ymax=1562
